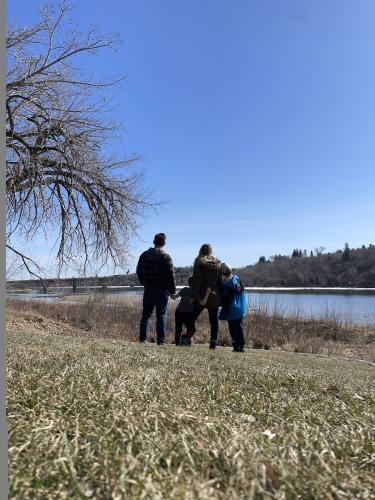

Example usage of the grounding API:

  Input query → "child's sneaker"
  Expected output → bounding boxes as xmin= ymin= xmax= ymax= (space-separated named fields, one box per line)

xmin=179 ymin=335 xmax=191 ymax=347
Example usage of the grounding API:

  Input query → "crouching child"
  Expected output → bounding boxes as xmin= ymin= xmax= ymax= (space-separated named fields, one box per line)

xmin=170 ymin=277 xmax=210 ymax=346
xmin=219 ymin=263 xmax=247 ymax=352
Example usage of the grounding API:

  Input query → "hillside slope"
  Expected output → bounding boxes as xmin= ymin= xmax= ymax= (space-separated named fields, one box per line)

xmin=237 ymin=245 xmax=375 ymax=287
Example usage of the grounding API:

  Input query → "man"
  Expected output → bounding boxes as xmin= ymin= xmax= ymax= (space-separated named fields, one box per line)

xmin=136 ymin=233 xmax=176 ymax=344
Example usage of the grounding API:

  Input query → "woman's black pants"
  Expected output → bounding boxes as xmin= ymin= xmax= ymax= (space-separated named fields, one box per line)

xmin=194 ymin=306 xmax=219 ymax=342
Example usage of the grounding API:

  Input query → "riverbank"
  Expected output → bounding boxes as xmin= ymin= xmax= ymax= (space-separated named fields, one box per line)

xmin=7 ymin=297 xmax=375 ymax=362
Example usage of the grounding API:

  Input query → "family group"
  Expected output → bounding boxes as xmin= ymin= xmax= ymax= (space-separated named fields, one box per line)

xmin=136 ymin=233 xmax=247 ymax=352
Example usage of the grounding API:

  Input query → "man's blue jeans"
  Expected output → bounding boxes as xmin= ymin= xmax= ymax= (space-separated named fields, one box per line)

xmin=139 ymin=287 xmax=169 ymax=344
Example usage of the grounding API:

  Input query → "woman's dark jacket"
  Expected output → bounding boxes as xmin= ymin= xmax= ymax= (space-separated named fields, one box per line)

xmin=192 ymin=255 xmax=222 ymax=308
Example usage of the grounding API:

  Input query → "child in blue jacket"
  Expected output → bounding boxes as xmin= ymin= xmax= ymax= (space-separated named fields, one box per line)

xmin=219 ymin=263 xmax=247 ymax=352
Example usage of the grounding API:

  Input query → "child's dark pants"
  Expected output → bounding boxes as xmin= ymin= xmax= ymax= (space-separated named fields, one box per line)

xmin=228 ymin=317 xmax=245 ymax=348
xmin=174 ymin=310 xmax=196 ymax=345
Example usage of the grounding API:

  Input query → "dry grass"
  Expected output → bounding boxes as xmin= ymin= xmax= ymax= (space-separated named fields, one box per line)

xmin=7 ymin=328 xmax=375 ymax=499
xmin=7 ymin=295 xmax=375 ymax=362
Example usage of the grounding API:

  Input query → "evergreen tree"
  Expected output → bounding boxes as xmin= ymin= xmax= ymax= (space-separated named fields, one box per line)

xmin=342 ymin=243 xmax=350 ymax=261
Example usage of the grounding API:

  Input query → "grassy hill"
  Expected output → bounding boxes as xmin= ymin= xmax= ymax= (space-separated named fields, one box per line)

xmin=7 ymin=329 xmax=375 ymax=499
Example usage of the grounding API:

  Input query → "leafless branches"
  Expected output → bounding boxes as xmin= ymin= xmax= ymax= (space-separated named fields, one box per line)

xmin=6 ymin=1 xmax=152 ymax=277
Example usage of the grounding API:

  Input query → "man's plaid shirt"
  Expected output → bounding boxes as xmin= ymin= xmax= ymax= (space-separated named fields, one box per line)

xmin=136 ymin=247 xmax=176 ymax=294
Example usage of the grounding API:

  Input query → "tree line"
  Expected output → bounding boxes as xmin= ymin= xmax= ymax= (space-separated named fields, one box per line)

xmin=8 ymin=243 xmax=375 ymax=290
xmin=234 ymin=243 xmax=375 ymax=287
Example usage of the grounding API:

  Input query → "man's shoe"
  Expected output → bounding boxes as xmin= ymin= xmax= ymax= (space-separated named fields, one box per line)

xmin=179 ymin=335 xmax=191 ymax=347
xmin=209 ymin=340 xmax=217 ymax=350
xmin=139 ymin=340 xmax=148 ymax=345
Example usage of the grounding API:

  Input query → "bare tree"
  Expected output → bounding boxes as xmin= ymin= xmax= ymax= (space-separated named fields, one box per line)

xmin=5 ymin=250 xmax=24 ymax=281
xmin=314 ymin=247 xmax=326 ymax=257
xmin=6 ymin=1 xmax=152 ymax=278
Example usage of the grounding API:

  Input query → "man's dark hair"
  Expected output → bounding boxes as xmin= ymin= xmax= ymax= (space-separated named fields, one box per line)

xmin=188 ymin=276 xmax=193 ymax=287
xmin=153 ymin=233 xmax=166 ymax=247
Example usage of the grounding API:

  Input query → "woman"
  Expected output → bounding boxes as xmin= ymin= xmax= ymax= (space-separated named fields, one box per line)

xmin=191 ymin=244 xmax=222 ymax=349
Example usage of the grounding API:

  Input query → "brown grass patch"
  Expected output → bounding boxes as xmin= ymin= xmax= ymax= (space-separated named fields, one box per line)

xmin=6 ymin=295 xmax=375 ymax=362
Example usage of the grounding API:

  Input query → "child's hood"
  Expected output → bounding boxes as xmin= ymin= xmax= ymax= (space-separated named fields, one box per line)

xmin=223 ymin=274 xmax=241 ymax=288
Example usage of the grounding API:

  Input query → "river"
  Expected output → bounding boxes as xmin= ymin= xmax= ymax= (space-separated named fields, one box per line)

xmin=6 ymin=286 xmax=375 ymax=326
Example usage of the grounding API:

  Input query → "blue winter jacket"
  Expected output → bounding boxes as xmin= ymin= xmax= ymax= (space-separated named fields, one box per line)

xmin=219 ymin=274 xmax=247 ymax=321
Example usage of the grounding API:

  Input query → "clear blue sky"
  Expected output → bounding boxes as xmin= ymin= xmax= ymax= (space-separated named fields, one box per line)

xmin=7 ymin=0 xmax=375 ymax=276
